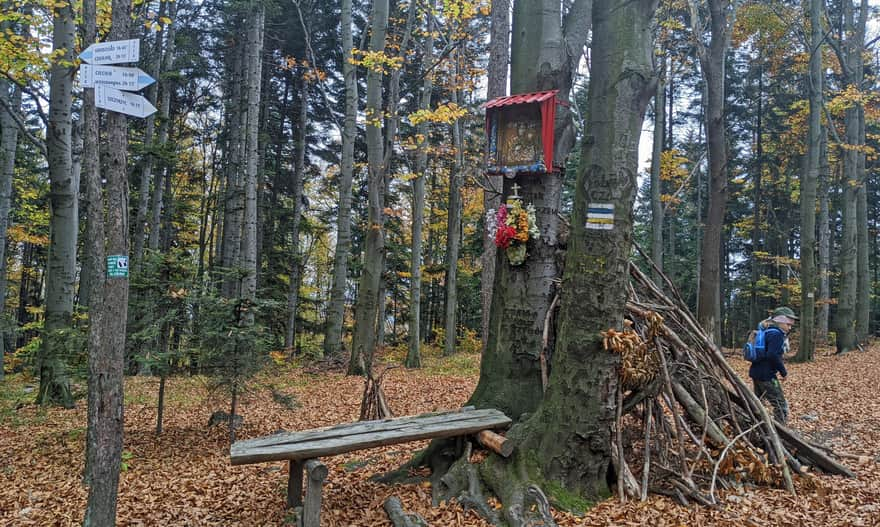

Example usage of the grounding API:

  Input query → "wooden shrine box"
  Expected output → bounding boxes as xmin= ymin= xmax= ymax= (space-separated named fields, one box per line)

xmin=485 ymin=90 xmax=560 ymax=176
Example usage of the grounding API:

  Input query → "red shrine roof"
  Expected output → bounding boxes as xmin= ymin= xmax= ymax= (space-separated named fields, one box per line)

xmin=483 ymin=89 xmax=559 ymax=109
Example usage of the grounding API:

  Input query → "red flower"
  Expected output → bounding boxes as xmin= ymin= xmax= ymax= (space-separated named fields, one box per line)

xmin=495 ymin=224 xmax=517 ymax=249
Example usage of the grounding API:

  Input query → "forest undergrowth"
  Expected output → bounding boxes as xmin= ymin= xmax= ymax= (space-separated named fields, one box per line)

xmin=1 ymin=343 xmax=879 ymax=526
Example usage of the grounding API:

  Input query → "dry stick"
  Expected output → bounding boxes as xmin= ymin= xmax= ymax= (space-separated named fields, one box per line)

xmin=615 ymin=384 xmax=626 ymax=502
xmin=658 ymin=348 xmax=695 ymax=486
xmin=540 ymin=293 xmax=559 ymax=393
xmin=670 ymin=380 xmax=729 ymax=447
xmin=709 ymin=423 xmax=763 ymax=503
xmin=640 ymin=401 xmax=653 ymax=501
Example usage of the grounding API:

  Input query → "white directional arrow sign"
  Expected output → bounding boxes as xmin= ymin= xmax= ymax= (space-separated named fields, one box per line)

xmin=81 ymin=65 xmax=155 ymax=91
xmin=96 ymin=86 xmax=157 ymax=118
xmin=79 ymin=39 xmax=140 ymax=65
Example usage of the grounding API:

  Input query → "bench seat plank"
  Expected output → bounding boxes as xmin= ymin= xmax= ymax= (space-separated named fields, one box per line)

xmin=230 ymin=408 xmax=511 ymax=465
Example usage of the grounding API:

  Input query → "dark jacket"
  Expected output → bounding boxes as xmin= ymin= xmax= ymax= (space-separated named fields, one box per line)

xmin=748 ymin=326 xmax=788 ymax=382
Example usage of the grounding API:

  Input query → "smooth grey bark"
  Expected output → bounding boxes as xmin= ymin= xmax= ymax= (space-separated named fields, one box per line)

xmin=469 ymin=0 xmax=589 ymax=420
xmin=285 ymin=79 xmax=308 ymax=349
xmin=690 ymin=0 xmax=735 ymax=345
xmin=241 ymin=3 xmax=264 ymax=314
xmin=406 ymin=3 xmax=436 ymax=369
xmin=650 ymin=57 xmax=665 ymax=282
xmin=349 ymin=0 xmax=389 ymax=376
xmin=81 ymin=0 xmax=103 ymax=482
xmin=83 ymin=0 xmax=132 ymax=521
xmin=481 ymin=0 xmax=509 ymax=350
xmin=39 ymin=0 xmax=78 ymax=407
xmin=506 ymin=0 xmax=657 ymax=507
xmin=0 ymin=75 xmax=21 ymax=380
xmin=443 ymin=62 xmax=463 ymax=357
xmin=856 ymin=180 xmax=869 ymax=339
xmin=817 ymin=129 xmax=830 ymax=340
xmin=323 ymin=0 xmax=357 ymax=358
xmin=835 ymin=0 xmax=867 ymax=354
xmin=796 ymin=0 xmax=822 ymax=362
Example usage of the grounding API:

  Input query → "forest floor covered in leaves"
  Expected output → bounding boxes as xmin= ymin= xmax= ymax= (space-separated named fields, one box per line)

xmin=2 ymin=342 xmax=880 ymax=526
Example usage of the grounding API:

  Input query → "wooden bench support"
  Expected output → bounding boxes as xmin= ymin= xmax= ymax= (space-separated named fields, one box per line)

xmin=287 ymin=460 xmax=304 ymax=509
xmin=302 ymin=459 xmax=328 ymax=527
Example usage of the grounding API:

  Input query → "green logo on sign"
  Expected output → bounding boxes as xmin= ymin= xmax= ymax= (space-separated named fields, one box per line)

xmin=107 ymin=255 xmax=129 ymax=278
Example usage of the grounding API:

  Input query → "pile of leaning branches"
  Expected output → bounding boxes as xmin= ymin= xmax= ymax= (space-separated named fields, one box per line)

xmin=604 ymin=250 xmax=854 ymax=506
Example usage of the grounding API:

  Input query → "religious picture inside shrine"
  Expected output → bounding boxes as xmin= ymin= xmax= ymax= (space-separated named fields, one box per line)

xmin=495 ymin=105 xmax=542 ymax=168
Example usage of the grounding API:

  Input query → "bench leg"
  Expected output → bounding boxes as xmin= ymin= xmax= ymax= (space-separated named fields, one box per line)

xmin=302 ymin=459 xmax=328 ymax=527
xmin=287 ymin=460 xmax=304 ymax=509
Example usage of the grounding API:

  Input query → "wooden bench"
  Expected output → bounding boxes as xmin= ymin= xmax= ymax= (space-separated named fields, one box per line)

xmin=230 ymin=407 xmax=512 ymax=525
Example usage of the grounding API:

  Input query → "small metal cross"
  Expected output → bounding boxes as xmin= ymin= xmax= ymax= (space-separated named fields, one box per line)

xmin=510 ymin=183 xmax=522 ymax=200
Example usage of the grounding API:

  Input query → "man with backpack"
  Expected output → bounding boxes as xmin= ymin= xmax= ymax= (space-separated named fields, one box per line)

xmin=747 ymin=307 xmax=797 ymax=424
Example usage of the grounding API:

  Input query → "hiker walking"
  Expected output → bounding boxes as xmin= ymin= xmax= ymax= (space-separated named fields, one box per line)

xmin=748 ymin=307 xmax=797 ymax=424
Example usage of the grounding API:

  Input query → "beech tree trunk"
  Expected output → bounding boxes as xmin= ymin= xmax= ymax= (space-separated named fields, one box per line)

xmin=505 ymin=0 xmax=657 ymax=506
xmin=285 ymin=78 xmax=308 ymax=349
xmin=83 ymin=0 xmax=132 ymax=521
xmin=39 ymin=0 xmax=78 ymax=407
xmin=469 ymin=0 xmax=589 ymax=420
xmin=797 ymin=0 xmax=823 ymax=362
xmin=835 ymin=0 xmax=867 ymax=353
xmin=0 ymin=75 xmax=20 ymax=380
xmin=406 ymin=3 xmax=436 ymax=369
xmin=323 ymin=0 xmax=357 ymax=358
xmin=349 ymin=0 xmax=389 ymax=376
xmin=856 ymin=181 xmax=869 ymax=339
xmin=444 ymin=60 xmax=463 ymax=357
xmin=481 ymin=0 xmax=509 ymax=349
xmin=691 ymin=0 xmax=734 ymax=345
xmin=817 ymin=129 xmax=831 ymax=341
xmin=650 ymin=57 xmax=665 ymax=282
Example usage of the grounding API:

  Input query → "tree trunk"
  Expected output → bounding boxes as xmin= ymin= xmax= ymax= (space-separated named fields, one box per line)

xmin=650 ymin=57 xmax=665 ymax=282
xmin=406 ymin=4 xmax=436 ymax=369
xmin=324 ymin=0 xmax=357 ymax=358
xmin=510 ymin=0 xmax=656 ymax=505
xmin=469 ymin=0 xmax=588 ymax=420
xmin=835 ymin=0 xmax=867 ymax=353
xmin=39 ymin=0 xmax=78 ymax=407
xmin=749 ymin=61 xmax=763 ymax=328
xmin=692 ymin=0 xmax=734 ymax=345
xmin=0 ymin=76 xmax=21 ymax=381
xmin=285 ymin=78 xmax=308 ymax=349
xmin=131 ymin=2 xmax=165 ymax=269
xmin=856 ymin=181 xmax=869 ymax=339
xmin=83 ymin=0 xmax=132 ymax=521
xmin=240 ymin=2 xmax=264 ymax=316
xmin=796 ymin=0 xmax=822 ymax=362
xmin=443 ymin=63 xmax=463 ymax=357
xmin=817 ymin=128 xmax=831 ymax=341
xmin=349 ymin=0 xmax=389 ymax=376
xmin=81 ymin=0 xmax=103 ymax=480
xmin=147 ymin=9 xmax=176 ymax=253
xmin=221 ymin=42 xmax=246 ymax=299
xmin=481 ymin=0 xmax=509 ymax=349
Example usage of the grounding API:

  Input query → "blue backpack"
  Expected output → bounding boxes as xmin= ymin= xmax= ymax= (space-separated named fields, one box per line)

xmin=743 ymin=325 xmax=782 ymax=362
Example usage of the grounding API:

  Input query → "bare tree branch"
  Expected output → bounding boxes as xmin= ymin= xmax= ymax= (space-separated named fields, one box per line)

xmin=0 ymin=91 xmax=47 ymax=157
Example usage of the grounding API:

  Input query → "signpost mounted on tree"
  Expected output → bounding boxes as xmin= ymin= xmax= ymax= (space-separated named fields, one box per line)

xmin=79 ymin=39 xmax=157 ymax=119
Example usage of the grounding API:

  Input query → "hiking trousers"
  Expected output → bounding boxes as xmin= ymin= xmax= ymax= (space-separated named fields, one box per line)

xmin=753 ymin=378 xmax=789 ymax=424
